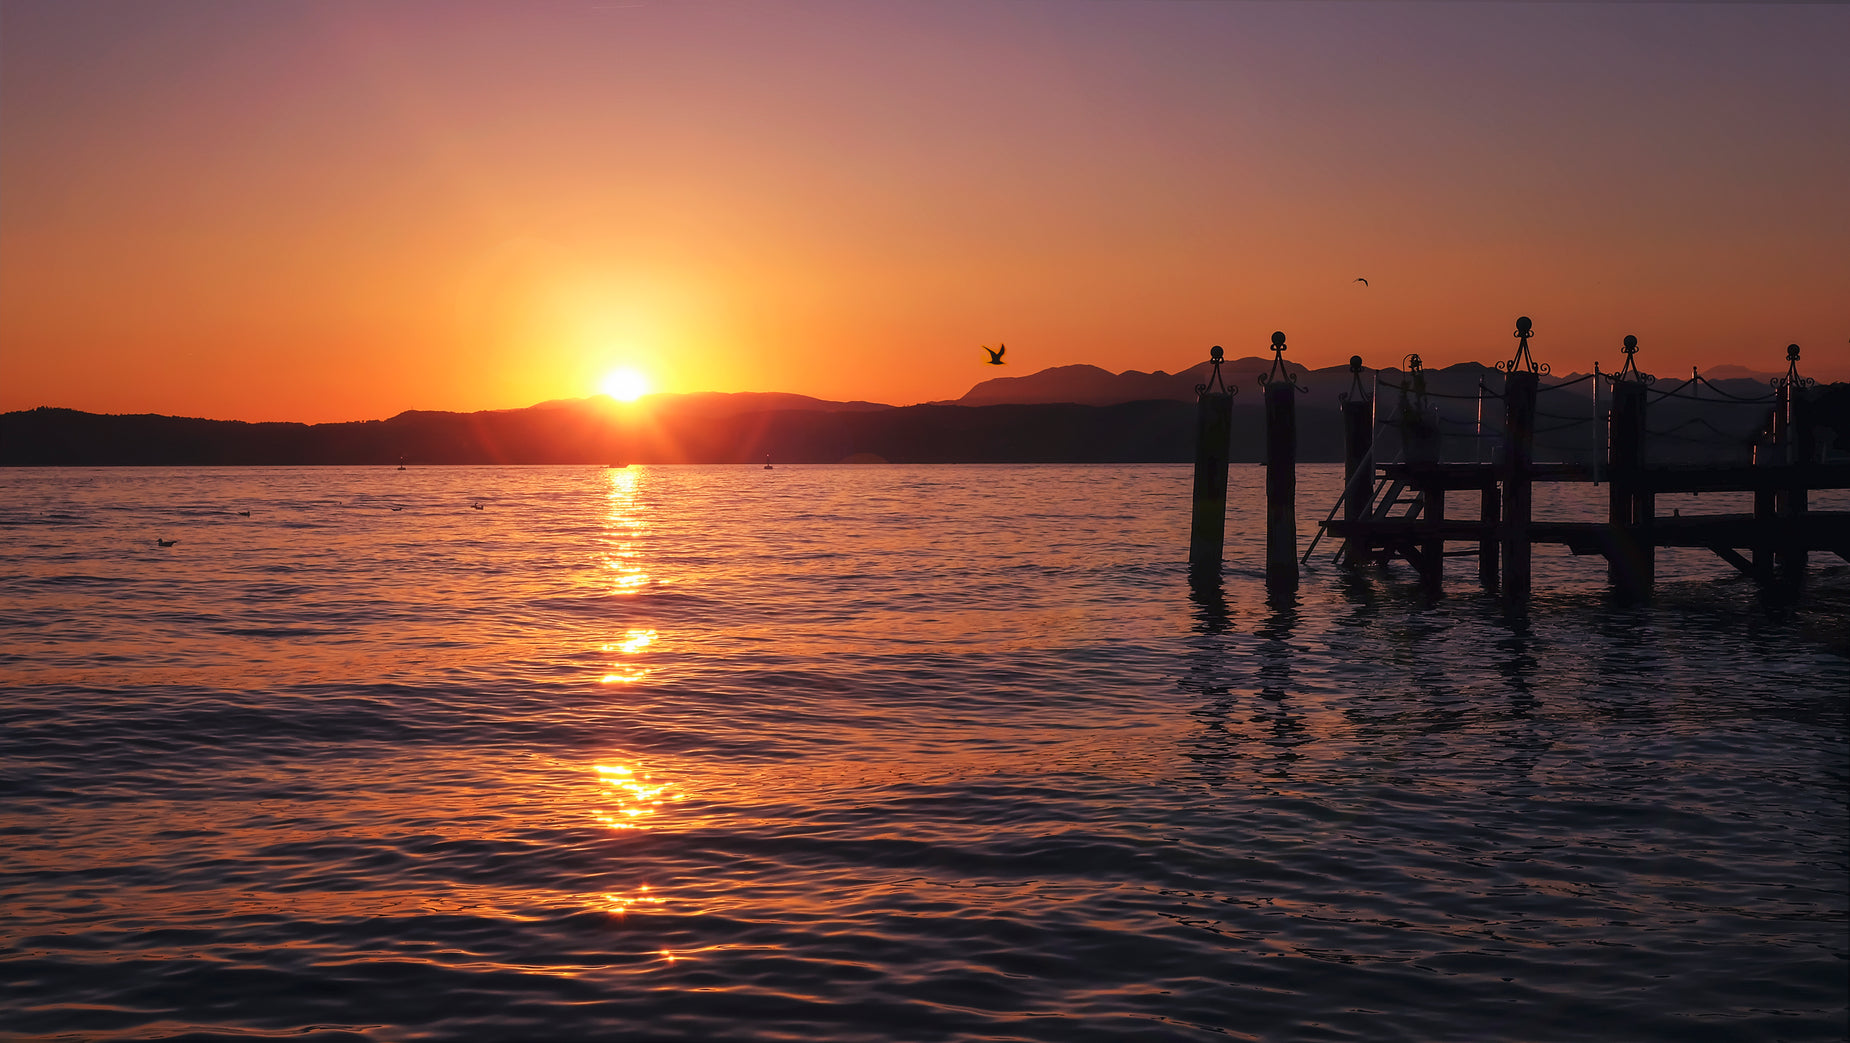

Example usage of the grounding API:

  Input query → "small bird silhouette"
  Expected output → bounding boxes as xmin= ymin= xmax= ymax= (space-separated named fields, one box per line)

xmin=391 ymin=506 xmax=404 ymax=512
xmin=983 ymin=343 xmax=1006 ymax=365
xmin=471 ymin=503 xmax=484 ymax=510
xmin=155 ymin=538 xmax=177 ymax=547
xmin=1354 ymin=277 xmax=1368 ymax=286
xmin=237 ymin=510 xmax=250 ymax=517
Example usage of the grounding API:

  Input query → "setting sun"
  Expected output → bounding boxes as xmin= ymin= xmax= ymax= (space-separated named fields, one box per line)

xmin=600 ymin=368 xmax=651 ymax=402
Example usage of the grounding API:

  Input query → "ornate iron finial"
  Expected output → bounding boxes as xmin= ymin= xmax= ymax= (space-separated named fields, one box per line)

xmin=1259 ymin=331 xmax=1307 ymax=392
xmin=1340 ymin=354 xmax=1369 ymax=404
xmin=1195 ymin=344 xmax=1234 ymax=396
xmin=1773 ymin=343 xmax=1815 ymax=392
xmin=1497 ymin=315 xmax=1549 ymax=376
xmin=1610 ymin=333 xmax=1653 ymax=384
xmin=1397 ymin=352 xmax=1430 ymax=413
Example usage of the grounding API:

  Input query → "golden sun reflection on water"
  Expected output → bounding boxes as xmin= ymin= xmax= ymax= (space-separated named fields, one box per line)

xmin=599 ymin=884 xmax=664 ymax=916
xmin=592 ymin=763 xmax=680 ymax=831
xmin=588 ymin=761 xmax=686 ymax=938
xmin=602 ymin=468 xmax=650 ymax=594
xmin=599 ymin=628 xmax=658 ymax=684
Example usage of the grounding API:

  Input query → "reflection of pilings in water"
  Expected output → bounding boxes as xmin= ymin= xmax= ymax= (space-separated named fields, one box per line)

xmin=1187 ymin=565 xmax=1233 ymax=635
xmin=1255 ymin=604 xmax=1305 ymax=770
xmin=1494 ymin=620 xmax=1539 ymax=719
xmin=1179 ymin=569 xmax=1240 ymax=783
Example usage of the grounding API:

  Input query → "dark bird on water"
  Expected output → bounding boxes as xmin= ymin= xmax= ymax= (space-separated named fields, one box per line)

xmin=983 ymin=343 xmax=1006 ymax=365
xmin=472 ymin=503 xmax=484 ymax=510
xmin=237 ymin=510 xmax=250 ymax=517
xmin=1354 ymin=277 xmax=1368 ymax=286
xmin=155 ymin=539 xmax=177 ymax=547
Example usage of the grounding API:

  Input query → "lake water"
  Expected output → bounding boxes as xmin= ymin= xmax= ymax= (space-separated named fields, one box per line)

xmin=2 ymin=464 xmax=1846 ymax=1042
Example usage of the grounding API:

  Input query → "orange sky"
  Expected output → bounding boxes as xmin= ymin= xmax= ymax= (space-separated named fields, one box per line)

xmin=3 ymin=1 xmax=1846 ymax=422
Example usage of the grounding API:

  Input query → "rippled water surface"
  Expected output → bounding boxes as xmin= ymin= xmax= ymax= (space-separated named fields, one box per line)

xmin=3 ymin=465 xmax=1846 ymax=1041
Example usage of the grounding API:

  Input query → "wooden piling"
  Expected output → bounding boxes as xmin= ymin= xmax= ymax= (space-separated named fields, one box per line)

xmin=1500 ymin=371 xmax=1538 ymax=602
xmin=1403 ymin=409 xmax=1443 ymax=594
xmin=1752 ymin=475 xmax=1776 ymax=579
xmin=1342 ymin=398 xmax=1372 ymax=526
xmin=1607 ymin=380 xmax=1652 ymax=598
xmin=1478 ymin=484 xmax=1500 ymax=588
xmin=1775 ymin=360 xmax=1811 ymax=583
xmin=1189 ymin=389 xmax=1234 ymax=570
xmin=1265 ymin=380 xmax=1298 ymax=599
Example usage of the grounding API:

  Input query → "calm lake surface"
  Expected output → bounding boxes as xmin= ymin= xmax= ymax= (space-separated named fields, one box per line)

xmin=3 ymin=464 xmax=1846 ymax=1042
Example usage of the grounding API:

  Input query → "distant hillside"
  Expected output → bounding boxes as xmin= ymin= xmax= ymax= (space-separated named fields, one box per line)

xmin=957 ymin=357 xmax=1579 ymax=407
xmin=951 ymin=358 xmax=1790 ymax=409
xmin=954 ymin=358 xmax=1308 ymax=405
xmin=636 ymin=391 xmax=894 ymax=414
xmin=1699 ymin=365 xmax=1781 ymax=384
xmin=7 ymin=376 xmax=1837 ymax=467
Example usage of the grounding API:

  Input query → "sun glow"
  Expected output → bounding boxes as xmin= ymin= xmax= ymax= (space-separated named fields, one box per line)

xmin=600 ymin=368 xmax=651 ymax=402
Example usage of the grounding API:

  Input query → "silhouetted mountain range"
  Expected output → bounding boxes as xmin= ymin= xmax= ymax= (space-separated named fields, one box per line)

xmin=3 ymin=363 xmax=1837 ymax=466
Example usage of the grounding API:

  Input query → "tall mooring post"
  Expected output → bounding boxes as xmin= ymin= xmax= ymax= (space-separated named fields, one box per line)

xmin=1262 ymin=332 xmax=1300 ymax=600
xmin=1775 ymin=344 xmax=1813 ymax=584
xmin=1400 ymin=356 xmax=1444 ymax=595
xmin=1478 ymin=377 xmax=1499 ymax=588
xmin=1188 ymin=346 xmax=1235 ymax=571
xmin=1340 ymin=356 xmax=1373 ymax=528
xmin=1606 ymin=336 xmax=1653 ymax=599
xmin=1499 ymin=318 xmax=1540 ymax=603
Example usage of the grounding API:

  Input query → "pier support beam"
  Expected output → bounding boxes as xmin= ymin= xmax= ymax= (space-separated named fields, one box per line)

xmin=1753 ymin=477 xmax=1776 ymax=579
xmin=1775 ymin=348 xmax=1812 ymax=586
xmin=1342 ymin=398 xmax=1372 ymax=528
xmin=1478 ymin=484 xmax=1500 ymax=588
xmin=1266 ymin=378 xmax=1299 ymax=601
xmin=1189 ymin=365 xmax=1234 ymax=572
xmin=1404 ymin=409 xmax=1443 ymax=595
xmin=1339 ymin=355 xmax=1374 ymax=567
xmin=1608 ymin=378 xmax=1653 ymax=599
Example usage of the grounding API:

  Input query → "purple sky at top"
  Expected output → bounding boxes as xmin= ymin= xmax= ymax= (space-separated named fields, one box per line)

xmin=2 ymin=0 xmax=1845 ymax=419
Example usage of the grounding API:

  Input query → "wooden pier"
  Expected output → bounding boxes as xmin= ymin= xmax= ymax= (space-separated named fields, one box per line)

xmin=1192 ymin=321 xmax=1850 ymax=601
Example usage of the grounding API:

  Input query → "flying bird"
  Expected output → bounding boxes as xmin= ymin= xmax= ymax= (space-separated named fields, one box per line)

xmin=1354 ymin=278 xmax=1368 ymax=286
xmin=983 ymin=343 xmax=1006 ymax=365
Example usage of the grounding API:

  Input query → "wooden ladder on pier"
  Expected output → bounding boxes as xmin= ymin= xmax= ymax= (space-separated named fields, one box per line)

xmin=1331 ymin=474 xmax=1433 ymax=565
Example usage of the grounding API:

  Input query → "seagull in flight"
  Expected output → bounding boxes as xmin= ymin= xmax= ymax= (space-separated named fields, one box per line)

xmin=1354 ymin=277 xmax=1368 ymax=286
xmin=983 ymin=343 xmax=1006 ymax=365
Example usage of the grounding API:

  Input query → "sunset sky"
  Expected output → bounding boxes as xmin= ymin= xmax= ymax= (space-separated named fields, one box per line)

xmin=3 ymin=0 xmax=1846 ymax=422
